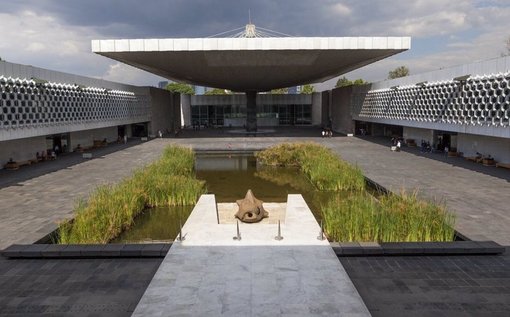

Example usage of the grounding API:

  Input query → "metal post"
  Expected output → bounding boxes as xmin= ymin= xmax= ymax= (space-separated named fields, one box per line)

xmin=233 ymin=220 xmax=242 ymax=241
xmin=215 ymin=200 xmax=220 ymax=224
xmin=317 ymin=220 xmax=324 ymax=241
xmin=176 ymin=216 xmax=185 ymax=241
xmin=275 ymin=220 xmax=283 ymax=241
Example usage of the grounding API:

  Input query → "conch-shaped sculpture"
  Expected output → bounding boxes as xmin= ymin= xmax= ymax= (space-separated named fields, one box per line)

xmin=235 ymin=189 xmax=269 ymax=223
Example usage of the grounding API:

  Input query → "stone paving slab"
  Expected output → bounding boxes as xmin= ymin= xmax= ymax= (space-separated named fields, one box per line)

xmin=1 ymin=243 xmax=171 ymax=258
xmin=132 ymin=194 xmax=370 ymax=317
xmin=330 ymin=241 xmax=505 ymax=256
xmin=0 ymin=257 xmax=162 ymax=316
xmin=340 ymin=248 xmax=510 ymax=317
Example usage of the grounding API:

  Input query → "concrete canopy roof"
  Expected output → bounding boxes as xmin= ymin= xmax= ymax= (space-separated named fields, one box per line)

xmin=92 ymin=37 xmax=411 ymax=91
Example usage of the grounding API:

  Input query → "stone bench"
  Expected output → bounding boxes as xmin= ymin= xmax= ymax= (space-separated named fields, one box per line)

xmin=1 ymin=243 xmax=172 ymax=258
xmin=496 ymin=162 xmax=510 ymax=170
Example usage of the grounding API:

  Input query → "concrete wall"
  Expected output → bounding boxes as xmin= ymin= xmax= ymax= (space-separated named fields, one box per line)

xmin=403 ymin=127 xmax=434 ymax=144
xmin=148 ymin=87 xmax=175 ymax=135
xmin=0 ymin=136 xmax=46 ymax=167
xmin=330 ymin=86 xmax=354 ymax=134
xmin=0 ymin=126 xmax=119 ymax=168
xmin=69 ymin=127 xmax=118 ymax=150
xmin=321 ymin=91 xmax=330 ymax=126
xmin=173 ymin=93 xmax=181 ymax=130
xmin=181 ymin=94 xmax=192 ymax=128
xmin=457 ymin=133 xmax=510 ymax=163
xmin=311 ymin=92 xmax=322 ymax=125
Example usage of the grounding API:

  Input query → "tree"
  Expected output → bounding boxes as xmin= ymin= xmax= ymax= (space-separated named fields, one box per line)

xmin=204 ymin=88 xmax=231 ymax=95
xmin=388 ymin=66 xmax=409 ymax=79
xmin=352 ymin=79 xmax=368 ymax=85
xmin=301 ymin=84 xmax=315 ymax=94
xmin=165 ymin=82 xmax=195 ymax=95
xmin=271 ymin=87 xmax=288 ymax=94
xmin=335 ymin=76 xmax=352 ymax=87
xmin=506 ymin=36 xmax=510 ymax=55
xmin=335 ymin=76 xmax=368 ymax=88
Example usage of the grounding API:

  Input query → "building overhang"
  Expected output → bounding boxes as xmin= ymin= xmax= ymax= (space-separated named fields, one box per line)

xmin=92 ymin=37 xmax=411 ymax=91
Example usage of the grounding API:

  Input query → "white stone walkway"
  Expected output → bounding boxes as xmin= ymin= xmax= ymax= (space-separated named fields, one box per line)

xmin=133 ymin=194 xmax=370 ymax=317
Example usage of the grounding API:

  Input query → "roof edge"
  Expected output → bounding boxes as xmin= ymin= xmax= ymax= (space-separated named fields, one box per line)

xmin=92 ymin=37 xmax=411 ymax=53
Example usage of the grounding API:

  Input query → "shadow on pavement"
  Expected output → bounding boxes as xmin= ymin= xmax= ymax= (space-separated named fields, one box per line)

xmin=0 ymin=139 xmax=143 ymax=189
xmin=358 ymin=135 xmax=510 ymax=183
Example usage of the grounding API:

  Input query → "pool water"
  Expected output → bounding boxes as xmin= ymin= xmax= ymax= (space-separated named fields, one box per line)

xmin=113 ymin=152 xmax=339 ymax=243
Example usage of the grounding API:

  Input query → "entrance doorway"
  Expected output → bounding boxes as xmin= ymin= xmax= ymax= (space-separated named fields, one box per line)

xmin=118 ymin=126 xmax=126 ymax=138
xmin=434 ymin=131 xmax=457 ymax=152
xmin=131 ymin=123 xmax=148 ymax=137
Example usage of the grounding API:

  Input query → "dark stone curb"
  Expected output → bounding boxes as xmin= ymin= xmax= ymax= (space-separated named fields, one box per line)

xmin=331 ymin=241 xmax=505 ymax=256
xmin=0 ymin=243 xmax=172 ymax=259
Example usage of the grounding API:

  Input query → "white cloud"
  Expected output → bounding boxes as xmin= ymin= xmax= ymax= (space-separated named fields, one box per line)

xmin=101 ymin=62 xmax=165 ymax=86
xmin=26 ymin=42 xmax=46 ymax=52
xmin=0 ymin=9 xmax=163 ymax=86
xmin=330 ymin=3 xmax=352 ymax=16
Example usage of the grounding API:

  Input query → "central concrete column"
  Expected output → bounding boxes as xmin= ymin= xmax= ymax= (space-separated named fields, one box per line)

xmin=245 ymin=91 xmax=257 ymax=132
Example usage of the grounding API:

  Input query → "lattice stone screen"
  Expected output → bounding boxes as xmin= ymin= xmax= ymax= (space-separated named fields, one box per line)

xmin=0 ymin=76 xmax=150 ymax=130
xmin=357 ymin=72 xmax=510 ymax=127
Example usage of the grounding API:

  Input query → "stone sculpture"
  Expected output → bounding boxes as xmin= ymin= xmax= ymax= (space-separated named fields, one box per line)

xmin=235 ymin=189 xmax=269 ymax=223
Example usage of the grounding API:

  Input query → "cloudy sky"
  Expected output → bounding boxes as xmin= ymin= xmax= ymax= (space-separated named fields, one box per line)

xmin=0 ymin=0 xmax=509 ymax=90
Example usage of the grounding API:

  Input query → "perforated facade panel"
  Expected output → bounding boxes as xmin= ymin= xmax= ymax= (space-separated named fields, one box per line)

xmin=0 ymin=76 xmax=151 ymax=133
xmin=357 ymin=73 xmax=510 ymax=128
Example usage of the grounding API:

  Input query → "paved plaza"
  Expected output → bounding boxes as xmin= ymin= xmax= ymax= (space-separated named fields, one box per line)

xmin=0 ymin=128 xmax=509 ymax=316
xmin=0 ymin=128 xmax=509 ymax=249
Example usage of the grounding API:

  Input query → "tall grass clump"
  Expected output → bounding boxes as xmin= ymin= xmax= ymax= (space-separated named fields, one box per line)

xmin=257 ymin=142 xmax=456 ymax=242
xmin=58 ymin=145 xmax=206 ymax=244
xmin=322 ymin=190 xmax=456 ymax=242
xmin=256 ymin=143 xmax=365 ymax=191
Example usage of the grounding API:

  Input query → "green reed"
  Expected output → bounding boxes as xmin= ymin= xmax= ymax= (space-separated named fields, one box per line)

xmin=257 ymin=142 xmax=455 ymax=242
xmin=256 ymin=143 xmax=365 ymax=191
xmin=322 ymin=190 xmax=456 ymax=242
xmin=58 ymin=145 xmax=206 ymax=244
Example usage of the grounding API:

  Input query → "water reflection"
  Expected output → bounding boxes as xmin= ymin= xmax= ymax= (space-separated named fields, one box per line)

xmin=114 ymin=153 xmax=338 ymax=243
